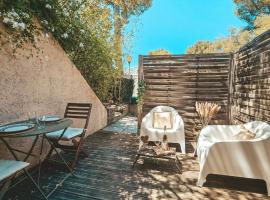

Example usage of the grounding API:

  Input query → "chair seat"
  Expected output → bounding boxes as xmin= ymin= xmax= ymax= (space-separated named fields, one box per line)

xmin=46 ymin=128 xmax=84 ymax=140
xmin=0 ymin=160 xmax=29 ymax=181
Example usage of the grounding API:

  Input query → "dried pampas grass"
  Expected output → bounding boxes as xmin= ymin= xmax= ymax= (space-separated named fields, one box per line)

xmin=195 ymin=101 xmax=221 ymax=127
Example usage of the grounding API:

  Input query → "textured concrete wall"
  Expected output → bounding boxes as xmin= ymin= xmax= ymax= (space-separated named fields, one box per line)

xmin=0 ymin=24 xmax=107 ymax=164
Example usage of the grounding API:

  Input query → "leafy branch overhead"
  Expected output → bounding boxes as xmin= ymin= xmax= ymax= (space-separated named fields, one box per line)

xmin=105 ymin=0 xmax=152 ymax=18
xmin=106 ymin=0 xmax=152 ymax=74
xmin=234 ymin=0 xmax=270 ymax=29
xmin=148 ymin=49 xmax=171 ymax=55
xmin=187 ymin=0 xmax=270 ymax=54
xmin=0 ymin=0 xmax=152 ymax=102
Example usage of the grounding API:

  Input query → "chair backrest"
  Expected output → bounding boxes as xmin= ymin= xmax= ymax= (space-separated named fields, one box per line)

xmin=147 ymin=106 xmax=180 ymax=121
xmin=150 ymin=106 xmax=178 ymax=114
xmin=142 ymin=105 xmax=183 ymax=129
xmin=64 ymin=103 xmax=92 ymax=129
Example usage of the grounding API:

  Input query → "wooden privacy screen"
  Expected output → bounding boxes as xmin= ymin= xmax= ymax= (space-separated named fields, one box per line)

xmin=138 ymin=30 xmax=270 ymax=140
xmin=231 ymin=30 xmax=270 ymax=124
xmin=139 ymin=54 xmax=232 ymax=139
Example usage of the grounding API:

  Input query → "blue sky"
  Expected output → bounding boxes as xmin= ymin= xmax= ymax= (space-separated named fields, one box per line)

xmin=124 ymin=0 xmax=245 ymax=69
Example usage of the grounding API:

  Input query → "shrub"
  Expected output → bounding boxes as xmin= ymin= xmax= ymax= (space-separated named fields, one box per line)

xmin=130 ymin=96 xmax=138 ymax=104
xmin=112 ymin=78 xmax=134 ymax=103
xmin=0 ymin=0 xmax=116 ymax=102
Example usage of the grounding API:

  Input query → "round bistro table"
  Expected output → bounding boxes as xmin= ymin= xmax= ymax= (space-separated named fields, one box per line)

xmin=0 ymin=118 xmax=74 ymax=200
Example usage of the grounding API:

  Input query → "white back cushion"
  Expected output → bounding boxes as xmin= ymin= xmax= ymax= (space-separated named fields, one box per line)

xmin=152 ymin=111 xmax=173 ymax=130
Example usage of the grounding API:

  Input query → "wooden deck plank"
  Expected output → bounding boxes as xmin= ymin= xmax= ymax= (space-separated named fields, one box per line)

xmin=3 ymin=130 xmax=269 ymax=200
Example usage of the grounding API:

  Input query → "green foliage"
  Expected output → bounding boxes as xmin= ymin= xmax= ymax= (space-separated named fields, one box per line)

xmin=187 ymin=0 xmax=270 ymax=54
xmin=188 ymin=0 xmax=270 ymax=54
xmin=148 ymin=48 xmax=171 ymax=55
xmin=186 ymin=41 xmax=214 ymax=54
xmin=121 ymin=78 xmax=134 ymax=103
xmin=0 ymin=1 xmax=39 ymax=49
xmin=0 ymin=1 xmax=154 ymax=103
xmin=109 ymin=0 xmax=152 ymax=73
xmin=0 ymin=0 xmax=117 ymax=102
xmin=107 ymin=0 xmax=152 ymax=18
xmin=137 ymin=80 xmax=145 ymax=114
xmin=130 ymin=96 xmax=137 ymax=104
xmin=234 ymin=0 xmax=270 ymax=29
xmin=253 ymin=14 xmax=270 ymax=34
xmin=113 ymin=78 xmax=134 ymax=103
xmin=186 ymin=28 xmax=255 ymax=54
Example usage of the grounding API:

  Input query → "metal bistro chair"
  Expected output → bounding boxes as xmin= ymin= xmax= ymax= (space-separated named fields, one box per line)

xmin=46 ymin=103 xmax=92 ymax=169
xmin=0 ymin=160 xmax=31 ymax=200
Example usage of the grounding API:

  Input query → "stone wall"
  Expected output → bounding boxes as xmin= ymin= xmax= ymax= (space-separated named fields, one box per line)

xmin=0 ymin=24 xmax=107 ymax=164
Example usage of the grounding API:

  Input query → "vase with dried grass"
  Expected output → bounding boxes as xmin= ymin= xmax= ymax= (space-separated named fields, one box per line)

xmin=196 ymin=102 xmax=221 ymax=127
xmin=194 ymin=101 xmax=221 ymax=156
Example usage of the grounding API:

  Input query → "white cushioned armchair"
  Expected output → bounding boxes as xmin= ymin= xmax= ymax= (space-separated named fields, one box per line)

xmin=197 ymin=121 xmax=270 ymax=195
xmin=140 ymin=106 xmax=185 ymax=153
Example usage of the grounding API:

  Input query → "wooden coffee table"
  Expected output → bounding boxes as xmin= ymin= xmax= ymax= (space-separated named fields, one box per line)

xmin=132 ymin=145 xmax=182 ymax=173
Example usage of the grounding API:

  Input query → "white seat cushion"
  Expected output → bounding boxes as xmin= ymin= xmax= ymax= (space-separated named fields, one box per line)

xmin=0 ymin=160 xmax=29 ymax=181
xmin=46 ymin=128 xmax=84 ymax=140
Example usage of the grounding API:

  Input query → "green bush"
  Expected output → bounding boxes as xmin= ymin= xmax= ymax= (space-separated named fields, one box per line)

xmin=130 ymin=96 xmax=137 ymax=104
xmin=112 ymin=78 xmax=134 ymax=103
xmin=122 ymin=78 xmax=134 ymax=103
xmin=0 ymin=0 xmax=116 ymax=102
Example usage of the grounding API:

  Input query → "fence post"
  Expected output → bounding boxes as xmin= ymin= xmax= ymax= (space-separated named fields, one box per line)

xmin=137 ymin=55 xmax=144 ymax=130
xmin=227 ymin=53 xmax=235 ymax=124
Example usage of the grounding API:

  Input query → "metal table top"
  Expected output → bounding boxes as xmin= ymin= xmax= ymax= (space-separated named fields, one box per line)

xmin=0 ymin=118 xmax=73 ymax=138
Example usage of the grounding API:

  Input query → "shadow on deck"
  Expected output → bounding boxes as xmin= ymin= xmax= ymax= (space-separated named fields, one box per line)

xmin=4 ymin=117 xmax=269 ymax=200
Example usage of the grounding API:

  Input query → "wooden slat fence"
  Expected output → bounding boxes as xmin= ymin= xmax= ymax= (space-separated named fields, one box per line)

xmin=139 ymin=54 xmax=232 ymax=139
xmin=231 ymin=29 xmax=270 ymax=124
xmin=138 ymin=29 xmax=270 ymax=140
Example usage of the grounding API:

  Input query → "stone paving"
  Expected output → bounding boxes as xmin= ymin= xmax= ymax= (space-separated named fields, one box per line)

xmin=102 ymin=115 xmax=138 ymax=134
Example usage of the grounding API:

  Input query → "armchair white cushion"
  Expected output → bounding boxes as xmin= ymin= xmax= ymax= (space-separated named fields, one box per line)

xmin=140 ymin=106 xmax=185 ymax=153
xmin=197 ymin=121 xmax=270 ymax=195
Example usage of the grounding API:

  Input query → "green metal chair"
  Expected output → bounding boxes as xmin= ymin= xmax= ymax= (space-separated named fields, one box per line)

xmin=46 ymin=103 xmax=92 ymax=169
xmin=0 ymin=160 xmax=29 ymax=200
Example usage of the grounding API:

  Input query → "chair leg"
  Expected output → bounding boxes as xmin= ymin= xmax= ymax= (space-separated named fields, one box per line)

xmin=179 ymin=141 xmax=186 ymax=154
xmin=132 ymin=154 xmax=140 ymax=168
xmin=44 ymin=136 xmax=74 ymax=174
xmin=193 ymin=147 xmax=197 ymax=157
xmin=175 ymin=156 xmax=182 ymax=174
xmin=0 ymin=178 xmax=12 ymax=200
xmin=72 ymin=139 xmax=88 ymax=157
xmin=71 ymin=135 xmax=85 ymax=169
xmin=23 ymin=169 xmax=48 ymax=200
xmin=45 ymin=140 xmax=56 ymax=161
xmin=197 ymin=172 xmax=206 ymax=187
xmin=264 ymin=179 xmax=270 ymax=196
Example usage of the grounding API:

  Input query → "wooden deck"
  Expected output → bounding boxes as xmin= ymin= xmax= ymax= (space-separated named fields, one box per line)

xmin=4 ymin=131 xmax=269 ymax=200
